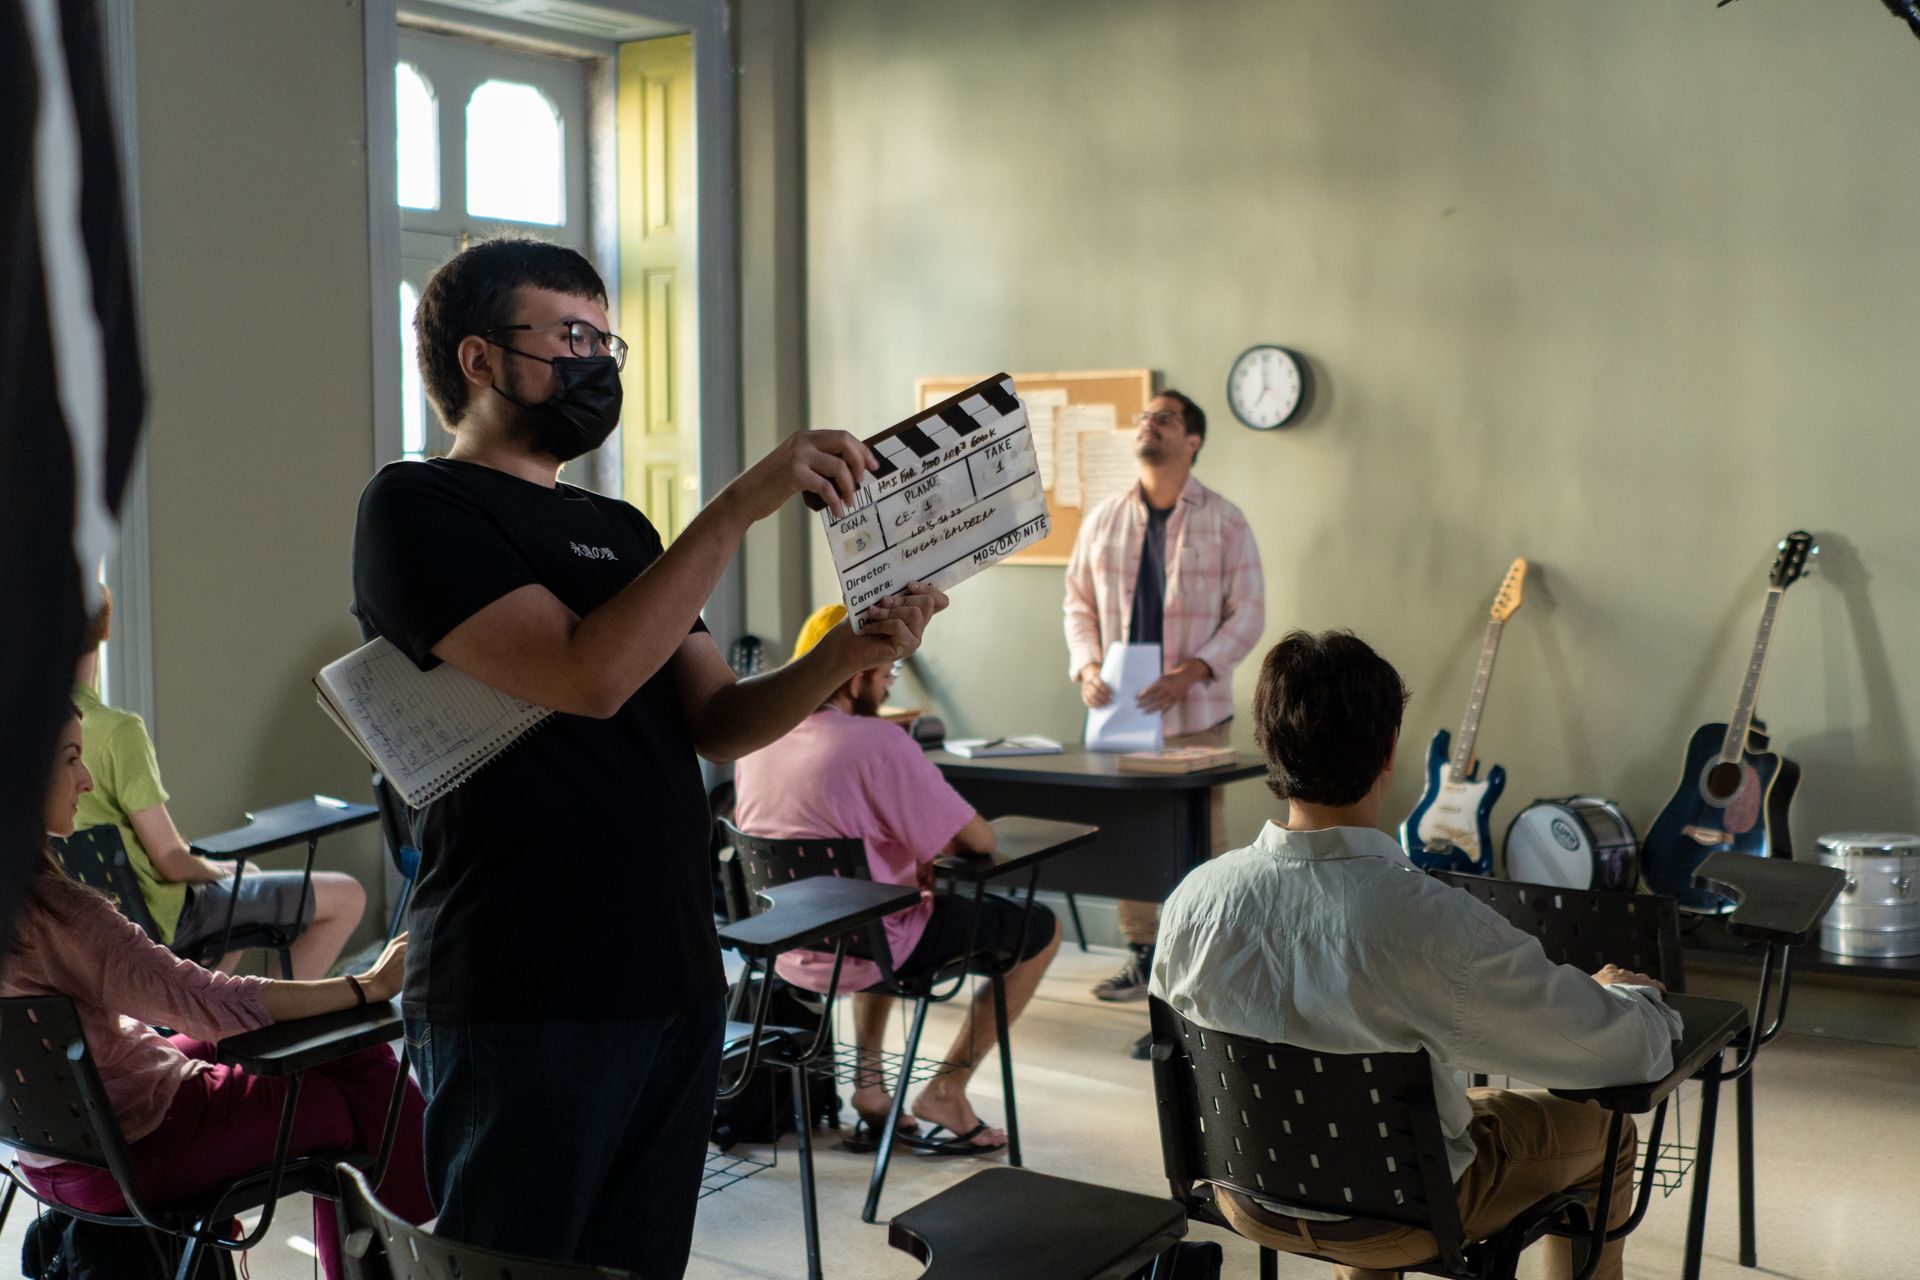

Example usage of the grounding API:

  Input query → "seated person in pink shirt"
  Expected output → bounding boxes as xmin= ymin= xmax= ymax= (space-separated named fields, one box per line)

xmin=734 ymin=605 xmax=1062 ymax=1154
xmin=8 ymin=703 xmax=432 ymax=1280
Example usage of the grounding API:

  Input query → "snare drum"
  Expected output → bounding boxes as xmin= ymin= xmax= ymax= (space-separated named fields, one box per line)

xmin=1817 ymin=832 xmax=1920 ymax=958
xmin=1503 ymin=797 xmax=1639 ymax=891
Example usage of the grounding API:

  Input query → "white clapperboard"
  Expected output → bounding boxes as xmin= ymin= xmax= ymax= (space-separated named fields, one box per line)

xmin=814 ymin=373 xmax=1051 ymax=632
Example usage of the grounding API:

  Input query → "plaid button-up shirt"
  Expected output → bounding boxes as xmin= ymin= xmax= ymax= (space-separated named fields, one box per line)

xmin=1063 ymin=474 xmax=1266 ymax=738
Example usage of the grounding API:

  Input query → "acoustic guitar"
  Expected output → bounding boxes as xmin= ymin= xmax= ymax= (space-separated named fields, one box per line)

xmin=1400 ymin=559 xmax=1528 ymax=875
xmin=1642 ymin=532 xmax=1815 ymax=913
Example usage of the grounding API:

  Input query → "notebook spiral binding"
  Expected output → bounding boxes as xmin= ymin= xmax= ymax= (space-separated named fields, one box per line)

xmin=405 ymin=709 xmax=556 ymax=807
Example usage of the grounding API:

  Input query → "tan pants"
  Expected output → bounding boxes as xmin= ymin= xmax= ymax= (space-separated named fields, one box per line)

xmin=1117 ymin=723 xmax=1233 ymax=946
xmin=1216 ymin=1089 xmax=1638 ymax=1280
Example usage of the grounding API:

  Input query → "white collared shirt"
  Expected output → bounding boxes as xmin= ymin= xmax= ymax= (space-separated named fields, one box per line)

xmin=1151 ymin=821 xmax=1681 ymax=1182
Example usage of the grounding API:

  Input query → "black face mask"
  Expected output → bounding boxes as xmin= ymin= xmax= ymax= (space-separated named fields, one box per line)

xmin=491 ymin=348 xmax=623 ymax=462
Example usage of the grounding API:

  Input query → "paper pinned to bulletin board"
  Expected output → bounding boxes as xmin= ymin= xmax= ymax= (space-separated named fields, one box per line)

xmin=913 ymin=369 xmax=1153 ymax=565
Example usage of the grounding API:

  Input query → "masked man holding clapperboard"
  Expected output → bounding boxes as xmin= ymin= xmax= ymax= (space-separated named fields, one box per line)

xmin=352 ymin=239 xmax=946 ymax=1279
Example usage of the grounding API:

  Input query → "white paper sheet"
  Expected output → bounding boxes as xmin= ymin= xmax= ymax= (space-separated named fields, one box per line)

xmin=1085 ymin=641 xmax=1164 ymax=752
xmin=1021 ymin=387 xmax=1069 ymax=491
xmin=1053 ymin=402 xmax=1117 ymax=508
xmin=1077 ymin=430 xmax=1138 ymax=514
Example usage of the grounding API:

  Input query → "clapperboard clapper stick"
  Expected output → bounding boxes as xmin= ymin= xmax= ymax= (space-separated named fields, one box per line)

xmin=812 ymin=373 xmax=1051 ymax=633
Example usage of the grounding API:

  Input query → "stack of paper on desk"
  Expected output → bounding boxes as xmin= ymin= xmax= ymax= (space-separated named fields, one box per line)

xmin=945 ymin=736 xmax=1062 ymax=758
xmin=1117 ymin=746 xmax=1238 ymax=774
xmin=815 ymin=373 xmax=1051 ymax=633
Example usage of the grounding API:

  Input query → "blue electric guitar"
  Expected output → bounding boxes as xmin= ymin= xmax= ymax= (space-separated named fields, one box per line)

xmin=1400 ymin=559 xmax=1528 ymax=875
xmin=1642 ymin=532 xmax=1814 ymax=912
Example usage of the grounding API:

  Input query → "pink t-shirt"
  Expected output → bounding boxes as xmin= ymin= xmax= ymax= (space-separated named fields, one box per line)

xmin=734 ymin=707 xmax=977 ymax=992
xmin=1 ymin=873 xmax=272 ymax=1164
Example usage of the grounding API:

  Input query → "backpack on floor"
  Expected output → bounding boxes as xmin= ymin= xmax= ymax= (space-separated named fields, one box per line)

xmin=711 ymin=973 xmax=841 ymax=1150
xmin=22 ymin=1210 xmax=238 ymax=1280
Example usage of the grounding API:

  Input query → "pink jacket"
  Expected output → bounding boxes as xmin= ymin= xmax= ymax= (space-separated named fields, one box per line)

xmin=1063 ymin=474 xmax=1266 ymax=738
xmin=2 ymin=874 xmax=272 ymax=1159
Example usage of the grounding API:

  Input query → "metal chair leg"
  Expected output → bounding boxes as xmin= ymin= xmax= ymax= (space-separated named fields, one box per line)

xmin=861 ymin=996 xmax=930 ymax=1223
xmin=789 ymin=1064 xmax=823 ymax=1280
xmin=1737 ymin=1067 xmax=1757 ymax=1268
xmin=1064 ymin=892 xmax=1088 ymax=952
xmin=991 ymin=971 xmax=1021 ymax=1169
xmin=0 ymin=1178 xmax=14 ymax=1237
xmin=1683 ymin=1061 xmax=1726 ymax=1280
xmin=1259 ymin=1245 xmax=1280 ymax=1280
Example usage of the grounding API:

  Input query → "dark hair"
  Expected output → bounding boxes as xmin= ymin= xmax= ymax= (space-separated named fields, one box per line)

xmin=1253 ymin=630 xmax=1410 ymax=807
xmin=414 ymin=238 xmax=609 ymax=428
xmin=1158 ymin=388 xmax=1206 ymax=461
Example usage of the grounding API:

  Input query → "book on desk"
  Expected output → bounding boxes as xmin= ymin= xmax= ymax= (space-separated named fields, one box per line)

xmin=1116 ymin=746 xmax=1238 ymax=774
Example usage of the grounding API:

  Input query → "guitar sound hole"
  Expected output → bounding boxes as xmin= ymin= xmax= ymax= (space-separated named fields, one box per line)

xmin=1702 ymin=760 xmax=1745 ymax=805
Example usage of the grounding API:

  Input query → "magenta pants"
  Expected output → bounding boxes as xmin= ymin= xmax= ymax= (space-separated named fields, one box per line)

xmin=24 ymin=1035 xmax=431 ymax=1280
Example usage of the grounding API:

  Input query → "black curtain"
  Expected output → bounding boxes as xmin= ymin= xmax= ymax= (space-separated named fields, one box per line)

xmin=0 ymin=0 xmax=146 ymax=955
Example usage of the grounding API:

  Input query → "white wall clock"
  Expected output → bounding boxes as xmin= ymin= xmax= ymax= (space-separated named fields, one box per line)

xmin=1226 ymin=344 xmax=1312 ymax=430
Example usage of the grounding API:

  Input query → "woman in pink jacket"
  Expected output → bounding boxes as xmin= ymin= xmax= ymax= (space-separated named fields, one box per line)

xmin=8 ymin=703 xmax=432 ymax=1278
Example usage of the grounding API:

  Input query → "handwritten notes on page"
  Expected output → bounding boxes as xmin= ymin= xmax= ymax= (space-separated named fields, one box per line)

xmin=314 ymin=636 xmax=552 ymax=808
xmin=820 ymin=373 xmax=1052 ymax=632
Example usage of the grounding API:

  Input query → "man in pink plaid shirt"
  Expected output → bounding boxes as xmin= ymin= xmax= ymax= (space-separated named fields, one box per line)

xmin=1063 ymin=390 xmax=1265 ymax=1037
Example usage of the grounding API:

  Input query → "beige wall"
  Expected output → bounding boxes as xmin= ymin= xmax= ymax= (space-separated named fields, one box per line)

xmin=133 ymin=3 xmax=384 ymax=931
xmin=801 ymin=0 xmax=1920 ymax=856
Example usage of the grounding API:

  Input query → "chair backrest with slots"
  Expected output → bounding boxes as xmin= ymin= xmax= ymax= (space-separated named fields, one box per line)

xmin=718 ymin=819 xmax=887 ymax=963
xmin=47 ymin=826 xmax=164 ymax=940
xmin=1434 ymin=873 xmax=1687 ymax=992
xmin=1148 ymin=997 xmax=1469 ymax=1269
xmin=337 ymin=1164 xmax=638 ymax=1279
xmin=0 ymin=995 xmax=135 ymax=1174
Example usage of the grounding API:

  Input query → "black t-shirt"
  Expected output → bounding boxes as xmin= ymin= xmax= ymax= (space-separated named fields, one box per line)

xmin=1127 ymin=503 xmax=1174 ymax=647
xmin=351 ymin=458 xmax=720 ymax=1022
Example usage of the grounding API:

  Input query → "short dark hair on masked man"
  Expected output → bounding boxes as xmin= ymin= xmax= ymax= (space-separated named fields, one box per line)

xmin=414 ymin=238 xmax=609 ymax=428
xmin=1253 ymin=630 xmax=1410 ymax=807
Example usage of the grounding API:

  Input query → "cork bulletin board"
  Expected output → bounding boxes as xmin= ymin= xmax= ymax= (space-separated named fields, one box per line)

xmin=912 ymin=369 xmax=1154 ymax=565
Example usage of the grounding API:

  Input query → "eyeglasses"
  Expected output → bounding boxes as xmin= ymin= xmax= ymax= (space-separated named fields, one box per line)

xmin=487 ymin=320 xmax=629 ymax=371
xmin=1130 ymin=410 xmax=1182 ymax=429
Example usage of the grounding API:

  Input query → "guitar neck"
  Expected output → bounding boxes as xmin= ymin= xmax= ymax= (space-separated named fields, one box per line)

xmin=1449 ymin=619 xmax=1505 ymax=783
xmin=1720 ymin=587 xmax=1784 ymax=760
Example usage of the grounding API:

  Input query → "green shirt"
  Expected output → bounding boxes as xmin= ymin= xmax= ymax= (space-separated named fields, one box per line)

xmin=73 ymin=683 xmax=188 ymax=940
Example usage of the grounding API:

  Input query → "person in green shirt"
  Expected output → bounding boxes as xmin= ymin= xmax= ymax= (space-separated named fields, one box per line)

xmin=73 ymin=591 xmax=366 ymax=977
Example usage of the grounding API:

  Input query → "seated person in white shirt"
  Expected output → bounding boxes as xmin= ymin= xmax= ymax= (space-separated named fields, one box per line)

xmin=1150 ymin=630 xmax=1680 ymax=1280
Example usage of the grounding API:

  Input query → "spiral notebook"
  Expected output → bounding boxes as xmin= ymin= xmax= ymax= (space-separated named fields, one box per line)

xmin=314 ymin=636 xmax=553 ymax=808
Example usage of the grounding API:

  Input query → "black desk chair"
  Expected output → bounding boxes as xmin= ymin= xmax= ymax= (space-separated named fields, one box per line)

xmin=335 ymin=1164 xmax=637 ymax=1279
xmin=888 ymin=1167 xmax=1187 ymax=1280
xmin=0 ymin=995 xmax=408 ymax=1280
xmin=714 ymin=873 xmax=922 ymax=1279
xmin=47 ymin=824 xmax=300 ymax=979
xmin=1147 ymin=993 xmax=1745 ymax=1280
xmin=1438 ymin=852 xmax=1843 ymax=1280
xmin=186 ymin=796 xmax=379 ymax=976
xmin=720 ymin=814 xmax=1095 ymax=1224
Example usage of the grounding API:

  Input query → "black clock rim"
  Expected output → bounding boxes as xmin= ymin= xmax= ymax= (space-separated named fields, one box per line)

xmin=1225 ymin=343 xmax=1313 ymax=431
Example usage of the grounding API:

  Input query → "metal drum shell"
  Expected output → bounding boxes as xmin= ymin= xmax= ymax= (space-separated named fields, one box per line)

xmin=1566 ymin=796 xmax=1639 ymax=893
xmin=1817 ymin=832 xmax=1920 ymax=959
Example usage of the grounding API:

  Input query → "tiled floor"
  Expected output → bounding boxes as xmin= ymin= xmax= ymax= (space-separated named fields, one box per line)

xmin=6 ymin=946 xmax=1915 ymax=1279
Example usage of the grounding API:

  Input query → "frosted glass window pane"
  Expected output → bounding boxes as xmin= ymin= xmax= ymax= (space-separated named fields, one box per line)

xmin=395 ymin=63 xmax=439 ymax=211
xmin=466 ymin=80 xmax=563 ymax=225
xmin=401 ymin=281 xmax=428 ymax=459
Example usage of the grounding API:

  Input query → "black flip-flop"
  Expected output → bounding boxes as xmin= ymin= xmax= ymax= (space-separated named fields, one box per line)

xmin=911 ymin=1121 xmax=1007 ymax=1157
xmin=840 ymin=1115 xmax=924 ymax=1154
